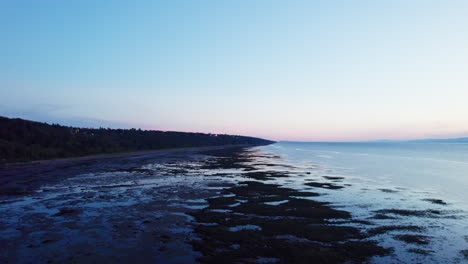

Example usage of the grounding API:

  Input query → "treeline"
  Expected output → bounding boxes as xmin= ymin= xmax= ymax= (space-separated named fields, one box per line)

xmin=0 ymin=116 xmax=274 ymax=163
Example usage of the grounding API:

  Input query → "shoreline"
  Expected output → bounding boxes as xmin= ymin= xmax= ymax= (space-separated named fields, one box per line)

xmin=0 ymin=144 xmax=262 ymax=198
xmin=0 ymin=144 xmax=262 ymax=169
xmin=3 ymin=144 xmax=461 ymax=263
xmin=1 ymin=145 xmax=390 ymax=263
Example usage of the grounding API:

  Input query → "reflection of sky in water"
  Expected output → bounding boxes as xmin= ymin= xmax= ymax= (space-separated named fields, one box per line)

xmin=259 ymin=142 xmax=468 ymax=263
xmin=265 ymin=142 xmax=468 ymax=206
xmin=1 ymin=144 xmax=467 ymax=263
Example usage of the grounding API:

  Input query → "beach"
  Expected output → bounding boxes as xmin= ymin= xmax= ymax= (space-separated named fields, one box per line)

xmin=1 ymin=144 xmax=467 ymax=263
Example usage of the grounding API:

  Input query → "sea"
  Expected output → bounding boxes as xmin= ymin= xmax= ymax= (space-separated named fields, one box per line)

xmin=258 ymin=141 xmax=468 ymax=263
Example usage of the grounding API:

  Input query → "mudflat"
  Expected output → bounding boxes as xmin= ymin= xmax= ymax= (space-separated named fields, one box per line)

xmin=1 ymin=145 xmax=392 ymax=263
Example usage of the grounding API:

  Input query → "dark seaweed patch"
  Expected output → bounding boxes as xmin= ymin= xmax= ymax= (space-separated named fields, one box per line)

xmin=422 ymin=198 xmax=447 ymax=205
xmin=368 ymin=225 xmax=424 ymax=236
xmin=369 ymin=214 xmax=399 ymax=220
xmin=190 ymin=148 xmax=390 ymax=263
xmin=460 ymin=249 xmax=468 ymax=260
xmin=408 ymin=248 xmax=433 ymax=255
xmin=394 ymin=234 xmax=430 ymax=245
xmin=53 ymin=208 xmax=82 ymax=217
xmin=379 ymin=189 xmax=398 ymax=193
xmin=322 ymin=176 xmax=344 ymax=181
xmin=374 ymin=209 xmax=442 ymax=217
xmin=243 ymin=171 xmax=290 ymax=180
xmin=304 ymin=182 xmax=344 ymax=190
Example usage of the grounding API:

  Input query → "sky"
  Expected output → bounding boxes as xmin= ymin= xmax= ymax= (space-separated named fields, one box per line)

xmin=1 ymin=0 xmax=468 ymax=141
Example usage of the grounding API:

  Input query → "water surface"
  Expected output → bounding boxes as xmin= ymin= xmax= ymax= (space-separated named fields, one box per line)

xmin=259 ymin=141 xmax=468 ymax=263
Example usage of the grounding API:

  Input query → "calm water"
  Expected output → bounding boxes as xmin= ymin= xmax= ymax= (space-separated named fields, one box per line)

xmin=260 ymin=141 xmax=468 ymax=263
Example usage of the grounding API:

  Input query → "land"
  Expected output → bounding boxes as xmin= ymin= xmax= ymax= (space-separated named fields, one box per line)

xmin=0 ymin=145 xmax=253 ymax=197
xmin=0 ymin=116 xmax=273 ymax=162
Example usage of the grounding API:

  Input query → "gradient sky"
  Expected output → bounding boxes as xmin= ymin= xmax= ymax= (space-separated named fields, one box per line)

xmin=2 ymin=0 xmax=468 ymax=141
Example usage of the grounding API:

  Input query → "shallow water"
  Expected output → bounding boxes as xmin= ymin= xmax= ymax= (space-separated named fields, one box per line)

xmin=260 ymin=142 xmax=468 ymax=263
xmin=0 ymin=152 xmax=226 ymax=264
xmin=2 ymin=143 xmax=468 ymax=263
xmin=266 ymin=142 xmax=468 ymax=206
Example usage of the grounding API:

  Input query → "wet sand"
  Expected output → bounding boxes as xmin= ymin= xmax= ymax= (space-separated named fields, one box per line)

xmin=1 ymin=145 xmax=465 ymax=263
xmin=189 ymin=147 xmax=389 ymax=263
xmin=0 ymin=145 xmax=250 ymax=197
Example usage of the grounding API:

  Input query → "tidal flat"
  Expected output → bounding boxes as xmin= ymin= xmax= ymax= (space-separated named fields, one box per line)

xmin=0 ymin=145 xmax=466 ymax=263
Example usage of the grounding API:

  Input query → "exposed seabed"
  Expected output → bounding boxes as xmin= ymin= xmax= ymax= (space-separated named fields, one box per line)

xmin=0 ymin=146 xmax=466 ymax=263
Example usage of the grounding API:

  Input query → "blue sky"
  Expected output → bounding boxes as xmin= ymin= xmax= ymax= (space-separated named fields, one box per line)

xmin=1 ymin=1 xmax=468 ymax=141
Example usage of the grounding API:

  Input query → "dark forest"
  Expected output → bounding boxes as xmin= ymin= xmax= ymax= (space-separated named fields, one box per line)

xmin=0 ymin=116 xmax=273 ymax=163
